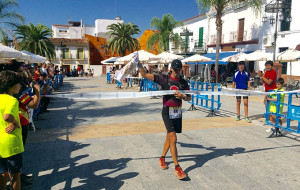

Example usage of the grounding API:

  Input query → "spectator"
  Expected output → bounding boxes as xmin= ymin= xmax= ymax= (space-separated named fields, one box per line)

xmin=267 ymin=78 xmax=285 ymax=137
xmin=258 ymin=61 xmax=277 ymax=106
xmin=232 ymin=61 xmax=251 ymax=123
xmin=0 ymin=70 xmax=23 ymax=190
xmin=77 ymin=66 xmax=81 ymax=77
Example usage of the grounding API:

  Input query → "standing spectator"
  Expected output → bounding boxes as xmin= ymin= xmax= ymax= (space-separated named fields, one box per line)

xmin=232 ymin=61 xmax=251 ymax=123
xmin=5 ymin=60 xmax=40 ymax=187
xmin=0 ymin=70 xmax=23 ymax=190
xmin=77 ymin=66 xmax=81 ymax=76
xmin=72 ymin=66 xmax=76 ymax=77
xmin=35 ymin=66 xmax=41 ymax=81
xmin=258 ymin=61 xmax=277 ymax=106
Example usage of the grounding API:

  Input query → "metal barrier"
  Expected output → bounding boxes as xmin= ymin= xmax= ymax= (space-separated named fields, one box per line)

xmin=107 ymin=73 xmax=111 ymax=83
xmin=54 ymin=75 xmax=59 ymax=89
xmin=265 ymin=92 xmax=300 ymax=136
xmin=142 ymin=79 xmax=158 ymax=92
xmin=188 ymin=81 xmax=222 ymax=116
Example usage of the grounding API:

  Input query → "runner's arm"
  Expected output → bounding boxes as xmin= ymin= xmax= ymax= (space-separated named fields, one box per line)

xmin=232 ymin=82 xmax=236 ymax=88
xmin=174 ymin=91 xmax=191 ymax=101
xmin=138 ymin=62 xmax=154 ymax=81
xmin=261 ymin=76 xmax=274 ymax=85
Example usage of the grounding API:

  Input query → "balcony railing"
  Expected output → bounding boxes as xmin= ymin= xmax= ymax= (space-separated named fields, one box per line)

xmin=209 ymin=34 xmax=224 ymax=45
xmin=230 ymin=31 xmax=248 ymax=42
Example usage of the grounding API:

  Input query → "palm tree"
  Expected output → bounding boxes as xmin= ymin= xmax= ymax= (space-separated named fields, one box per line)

xmin=196 ymin=0 xmax=262 ymax=83
xmin=15 ymin=23 xmax=55 ymax=60
xmin=107 ymin=22 xmax=141 ymax=56
xmin=147 ymin=14 xmax=183 ymax=52
xmin=0 ymin=0 xmax=24 ymax=42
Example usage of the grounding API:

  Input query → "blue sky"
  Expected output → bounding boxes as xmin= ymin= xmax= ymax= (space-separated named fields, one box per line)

xmin=17 ymin=0 xmax=202 ymax=37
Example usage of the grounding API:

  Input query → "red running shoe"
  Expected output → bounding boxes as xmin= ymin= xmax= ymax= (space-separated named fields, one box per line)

xmin=174 ymin=166 xmax=187 ymax=180
xmin=159 ymin=157 xmax=168 ymax=170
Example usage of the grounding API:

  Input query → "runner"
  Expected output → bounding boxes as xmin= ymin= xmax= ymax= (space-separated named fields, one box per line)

xmin=138 ymin=59 xmax=191 ymax=180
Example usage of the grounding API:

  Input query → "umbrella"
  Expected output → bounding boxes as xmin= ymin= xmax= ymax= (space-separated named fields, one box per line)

xmin=181 ymin=54 xmax=212 ymax=63
xmin=21 ymin=50 xmax=47 ymax=63
xmin=221 ymin=52 xmax=247 ymax=62
xmin=157 ymin=52 xmax=184 ymax=63
xmin=0 ymin=44 xmax=22 ymax=59
xmin=277 ymin=49 xmax=300 ymax=83
xmin=243 ymin=50 xmax=273 ymax=61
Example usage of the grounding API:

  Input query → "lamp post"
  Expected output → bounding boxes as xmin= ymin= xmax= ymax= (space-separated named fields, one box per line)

xmin=263 ymin=0 xmax=292 ymax=62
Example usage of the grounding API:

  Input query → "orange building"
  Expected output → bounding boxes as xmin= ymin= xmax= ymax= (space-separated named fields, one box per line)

xmin=139 ymin=30 xmax=160 ymax=55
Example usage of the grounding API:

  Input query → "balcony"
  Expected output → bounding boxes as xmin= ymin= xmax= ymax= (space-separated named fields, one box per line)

xmin=76 ymin=54 xmax=86 ymax=60
xmin=193 ymin=40 xmax=207 ymax=53
xmin=208 ymin=30 xmax=259 ymax=48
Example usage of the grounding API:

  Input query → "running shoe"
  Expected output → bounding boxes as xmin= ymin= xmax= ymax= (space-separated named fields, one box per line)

xmin=174 ymin=166 xmax=187 ymax=180
xmin=159 ymin=157 xmax=168 ymax=170
xmin=245 ymin=117 xmax=252 ymax=123
xmin=236 ymin=116 xmax=241 ymax=121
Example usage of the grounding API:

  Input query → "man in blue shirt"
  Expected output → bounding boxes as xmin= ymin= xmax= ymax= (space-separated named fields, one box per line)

xmin=232 ymin=61 xmax=251 ymax=123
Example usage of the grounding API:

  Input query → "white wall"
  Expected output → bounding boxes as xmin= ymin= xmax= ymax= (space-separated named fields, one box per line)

xmin=90 ymin=65 xmax=103 ymax=76
xmin=95 ymin=19 xmax=124 ymax=35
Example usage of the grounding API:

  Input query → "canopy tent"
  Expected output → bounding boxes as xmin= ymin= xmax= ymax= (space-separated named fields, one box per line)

xmin=221 ymin=52 xmax=248 ymax=62
xmin=101 ymin=57 xmax=120 ymax=64
xmin=157 ymin=52 xmax=184 ymax=63
xmin=21 ymin=50 xmax=47 ymax=63
xmin=277 ymin=49 xmax=300 ymax=83
xmin=241 ymin=50 xmax=273 ymax=61
xmin=182 ymin=54 xmax=212 ymax=63
xmin=116 ymin=50 xmax=159 ymax=64
xmin=0 ymin=44 xmax=22 ymax=59
xmin=277 ymin=49 xmax=300 ymax=62
xmin=186 ymin=51 xmax=252 ymax=65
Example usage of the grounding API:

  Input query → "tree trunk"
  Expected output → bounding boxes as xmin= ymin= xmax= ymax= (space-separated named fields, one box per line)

xmin=215 ymin=15 xmax=222 ymax=84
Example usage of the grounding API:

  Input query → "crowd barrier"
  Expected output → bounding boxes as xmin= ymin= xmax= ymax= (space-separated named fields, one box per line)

xmin=265 ymin=92 xmax=300 ymax=136
xmin=59 ymin=74 xmax=63 ymax=86
xmin=142 ymin=79 xmax=158 ymax=91
xmin=188 ymin=82 xmax=222 ymax=116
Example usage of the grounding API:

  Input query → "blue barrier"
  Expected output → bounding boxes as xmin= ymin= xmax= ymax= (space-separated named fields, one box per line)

xmin=117 ymin=80 xmax=122 ymax=88
xmin=265 ymin=92 xmax=300 ymax=136
xmin=142 ymin=79 xmax=158 ymax=91
xmin=107 ymin=73 xmax=111 ymax=83
xmin=188 ymin=81 xmax=222 ymax=116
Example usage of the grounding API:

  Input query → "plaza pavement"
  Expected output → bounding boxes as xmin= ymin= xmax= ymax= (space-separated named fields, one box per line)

xmin=24 ymin=76 xmax=300 ymax=190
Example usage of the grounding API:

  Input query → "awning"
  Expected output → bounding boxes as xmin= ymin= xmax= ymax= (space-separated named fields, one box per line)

xmin=187 ymin=51 xmax=253 ymax=65
xmin=101 ymin=57 xmax=120 ymax=64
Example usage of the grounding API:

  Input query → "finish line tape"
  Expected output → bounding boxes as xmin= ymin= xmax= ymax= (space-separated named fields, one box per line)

xmin=44 ymin=89 xmax=300 ymax=100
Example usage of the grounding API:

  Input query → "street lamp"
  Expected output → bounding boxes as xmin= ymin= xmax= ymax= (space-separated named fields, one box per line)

xmin=263 ymin=0 xmax=292 ymax=62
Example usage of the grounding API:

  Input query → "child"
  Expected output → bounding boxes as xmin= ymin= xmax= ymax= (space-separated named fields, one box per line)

xmin=267 ymin=78 xmax=285 ymax=137
xmin=232 ymin=61 xmax=251 ymax=123
xmin=0 ymin=71 xmax=23 ymax=190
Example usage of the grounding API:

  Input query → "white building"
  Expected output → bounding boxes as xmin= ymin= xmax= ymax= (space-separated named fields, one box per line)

xmin=51 ymin=18 xmax=124 ymax=75
xmin=173 ymin=0 xmax=300 ymax=77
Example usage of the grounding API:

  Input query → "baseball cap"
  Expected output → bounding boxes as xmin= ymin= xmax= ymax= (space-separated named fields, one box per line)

xmin=171 ymin=59 xmax=182 ymax=69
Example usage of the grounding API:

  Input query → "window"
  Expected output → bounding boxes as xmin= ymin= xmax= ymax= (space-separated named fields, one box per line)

xmin=279 ymin=47 xmax=288 ymax=74
xmin=238 ymin=18 xmax=245 ymax=42
xmin=59 ymin=29 xmax=68 ymax=33
xmin=62 ymin=48 xmax=70 ymax=59
xmin=77 ymin=48 xmax=84 ymax=59
xmin=280 ymin=0 xmax=291 ymax=32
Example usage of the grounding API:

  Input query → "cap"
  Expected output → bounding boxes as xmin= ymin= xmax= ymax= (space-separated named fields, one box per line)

xmin=171 ymin=59 xmax=182 ymax=69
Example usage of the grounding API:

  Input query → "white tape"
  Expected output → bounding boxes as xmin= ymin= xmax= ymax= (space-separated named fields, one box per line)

xmin=44 ymin=89 xmax=300 ymax=100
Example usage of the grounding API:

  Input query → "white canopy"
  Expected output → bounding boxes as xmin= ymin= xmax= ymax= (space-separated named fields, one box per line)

xmin=101 ymin=57 xmax=120 ymax=64
xmin=21 ymin=50 xmax=47 ymax=63
xmin=242 ymin=50 xmax=273 ymax=61
xmin=221 ymin=52 xmax=248 ymax=62
xmin=116 ymin=50 xmax=159 ymax=64
xmin=181 ymin=54 xmax=212 ymax=63
xmin=277 ymin=49 xmax=300 ymax=62
xmin=157 ymin=52 xmax=184 ymax=63
xmin=0 ymin=44 xmax=22 ymax=59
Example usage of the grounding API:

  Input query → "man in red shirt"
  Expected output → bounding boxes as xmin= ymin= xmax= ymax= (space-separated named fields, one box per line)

xmin=258 ymin=61 xmax=277 ymax=106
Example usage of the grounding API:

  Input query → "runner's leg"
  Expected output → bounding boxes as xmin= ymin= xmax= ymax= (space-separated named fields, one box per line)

xmin=168 ymin=132 xmax=179 ymax=166
xmin=236 ymin=98 xmax=241 ymax=116
xmin=0 ymin=172 xmax=9 ymax=190
xmin=244 ymin=98 xmax=249 ymax=117
xmin=162 ymin=134 xmax=170 ymax=157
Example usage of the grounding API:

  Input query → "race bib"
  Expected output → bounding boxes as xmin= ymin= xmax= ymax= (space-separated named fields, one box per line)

xmin=169 ymin=107 xmax=182 ymax=119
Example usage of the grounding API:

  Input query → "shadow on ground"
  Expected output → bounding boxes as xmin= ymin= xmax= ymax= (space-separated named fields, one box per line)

xmin=24 ymin=140 xmax=138 ymax=190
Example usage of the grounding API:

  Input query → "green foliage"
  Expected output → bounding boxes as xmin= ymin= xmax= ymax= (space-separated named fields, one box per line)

xmin=107 ymin=22 xmax=141 ymax=57
xmin=15 ymin=23 xmax=55 ymax=60
xmin=0 ymin=0 xmax=24 ymax=41
xmin=147 ymin=14 xmax=183 ymax=52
